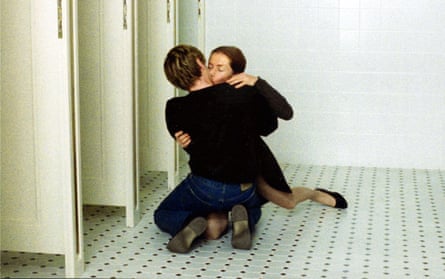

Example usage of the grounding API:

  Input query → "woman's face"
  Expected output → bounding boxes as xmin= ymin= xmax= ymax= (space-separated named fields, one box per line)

xmin=208 ymin=52 xmax=234 ymax=84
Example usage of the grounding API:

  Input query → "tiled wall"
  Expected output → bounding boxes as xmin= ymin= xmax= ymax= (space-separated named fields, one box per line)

xmin=205 ymin=0 xmax=445 ymax=169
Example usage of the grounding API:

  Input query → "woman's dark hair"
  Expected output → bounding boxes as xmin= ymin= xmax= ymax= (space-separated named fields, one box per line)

xmin=210 ymin=46 xmax=246 ymax=74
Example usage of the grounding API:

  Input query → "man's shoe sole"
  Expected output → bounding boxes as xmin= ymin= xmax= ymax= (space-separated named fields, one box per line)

xmin=167 ymin=217 xmax=207 ymax=253
xmin=231 ymin=205 xmax=251 ymax=250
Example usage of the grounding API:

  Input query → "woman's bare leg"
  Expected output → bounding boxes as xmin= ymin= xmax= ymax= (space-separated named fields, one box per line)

xmin=291 ymin=187 xmax=336 ymax=207
xmin=256 ymin=176 xmax=336 ymax=209
xmin=256 ymin=176 xmax=296 ymax=209
xmin=205 ymin=212 xmax=228 ymax=240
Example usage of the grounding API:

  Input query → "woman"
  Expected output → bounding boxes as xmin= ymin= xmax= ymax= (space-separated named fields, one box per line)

xmin=175 ymin=46 xmax=347 ymax=240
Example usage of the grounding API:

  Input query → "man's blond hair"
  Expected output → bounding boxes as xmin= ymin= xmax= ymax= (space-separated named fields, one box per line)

xmin=164 ymin=45 xmax=206 ymax=90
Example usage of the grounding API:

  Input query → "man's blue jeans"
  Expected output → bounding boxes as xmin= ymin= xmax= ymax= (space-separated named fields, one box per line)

xmin=154 ymin=174 xmax=265 ymax=236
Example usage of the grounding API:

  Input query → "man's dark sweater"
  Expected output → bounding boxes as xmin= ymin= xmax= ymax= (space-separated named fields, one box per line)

xmin=165 ymin=83 xmax=277 ymax=184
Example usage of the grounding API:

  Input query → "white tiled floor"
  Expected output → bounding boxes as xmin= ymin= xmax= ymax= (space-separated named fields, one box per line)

xmin=2 ymin=164 xmax=445 ymax=278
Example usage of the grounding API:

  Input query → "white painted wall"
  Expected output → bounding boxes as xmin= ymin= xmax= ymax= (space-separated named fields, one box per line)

xmin=205 ymin=0 xmax=445 ymax=169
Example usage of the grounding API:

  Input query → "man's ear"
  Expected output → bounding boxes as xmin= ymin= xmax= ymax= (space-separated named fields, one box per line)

xmin=196 ymin=58 xmax=206 ymax=70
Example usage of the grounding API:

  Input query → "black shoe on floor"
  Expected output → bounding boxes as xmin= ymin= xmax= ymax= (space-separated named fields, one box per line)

xmin=315 ymin=188 xmax=348 ymax=209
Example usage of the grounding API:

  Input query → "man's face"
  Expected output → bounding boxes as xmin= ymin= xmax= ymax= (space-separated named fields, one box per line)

xmin=208 ymin=52 xmax=234 ymax=85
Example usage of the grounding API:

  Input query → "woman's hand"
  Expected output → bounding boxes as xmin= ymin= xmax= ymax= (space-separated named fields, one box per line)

xmin=174 ymin=131 xmax=191 ymax=148
xmin=227 ymin=73 xmax=258 ymax=88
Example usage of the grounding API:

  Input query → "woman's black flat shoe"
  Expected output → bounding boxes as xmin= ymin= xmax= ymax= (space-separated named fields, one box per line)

xmin=315 ymin=188 xmax=348 ymax=209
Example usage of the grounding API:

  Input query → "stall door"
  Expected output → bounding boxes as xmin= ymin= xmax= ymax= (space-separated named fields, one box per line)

xmin=1 ymin=0 xmax=83 ymax=276
xmin=78 ymin=0 xmax=139 ymax=227
xmin=136 ymin=0 xmax=204 ymax=190
xmin=137 ymin=0 xmax=177 ymax=188
xmin=171 ymin=0 xmax=205 ymax=186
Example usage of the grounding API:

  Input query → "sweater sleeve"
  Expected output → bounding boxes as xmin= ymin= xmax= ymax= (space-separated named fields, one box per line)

xmin=165 ymin=98 xmax=184 ymax=138
xmin=254 ymin=78 xmax=293 ymax=120
xmin=255 ymin=93 xmax=278 ymax=137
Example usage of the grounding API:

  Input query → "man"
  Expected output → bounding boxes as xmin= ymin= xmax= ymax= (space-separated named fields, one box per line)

xmin=154 ymin=45 xmax=278 ymax=253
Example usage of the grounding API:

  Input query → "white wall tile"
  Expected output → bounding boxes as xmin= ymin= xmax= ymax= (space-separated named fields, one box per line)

xmin=298 ymin=8 xmax=319 ymax=29
xmin=381 ymin=0 xmax=405 ymax=9
xmin=339 ymin=30 xmax=359 ymax=50
xmin=339 ymin=9 xmax=360 ymax=30
xmin=319 ymin=0 xmax=339 ymax=8
xmin=360 ymin=9 xmax=382 ymax=30
xmin=205 ymin=0 xmax=445 ymax=169
xmin=339 ymin=0 xmax=360 ymax=9
xmin=318 ymin=8 xmax=339 ymax=29
xmin=360 ymin=0 xmax=381 ymax=9
xmin=298 ymin=0 xmax=319 ymax=8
